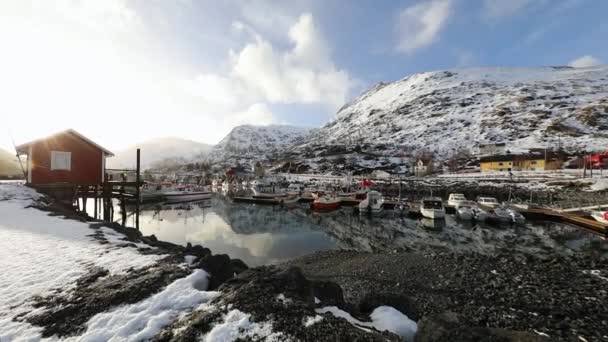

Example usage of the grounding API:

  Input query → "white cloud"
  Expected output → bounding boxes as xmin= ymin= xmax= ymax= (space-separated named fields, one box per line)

xmin=482 ymin=0 xmax=532 ymax=19
xmin=568 ymin=55 xmax=602 ymax=68
xmin=395 ymin=0 xmax=452 ymax=54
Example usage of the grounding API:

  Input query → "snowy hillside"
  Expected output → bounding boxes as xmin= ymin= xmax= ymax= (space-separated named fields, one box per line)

xmin=300 ymin=65 xmax=608 ymax=157
xmin=209 ymin=125 xmax=313 ymax=163
xmin=108 ymin=137 xmax=212 ymax=170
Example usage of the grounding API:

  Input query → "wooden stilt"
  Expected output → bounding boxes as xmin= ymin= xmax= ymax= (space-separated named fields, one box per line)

xmin=136 ymin=148 xmax=141 ymax=230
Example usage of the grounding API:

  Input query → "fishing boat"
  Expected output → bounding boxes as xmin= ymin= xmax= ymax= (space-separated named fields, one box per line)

xmin=455 ymin=200 xmax=488 ymax=221
xmin=591 ymin=210 xmax=608 ymax=224
xmin=358 ymin=190 xmax=384 ymax=215
xmin=311 ymin=194 xmax=341 ymax=212
xmin=420 ymin=197 xmax=445 ymax=219
xmin=447 ymin=193 xmax=467 ymax=207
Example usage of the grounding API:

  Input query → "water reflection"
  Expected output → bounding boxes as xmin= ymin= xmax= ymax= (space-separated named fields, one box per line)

xmin=87 ymin=195 xmax=607 ymax=266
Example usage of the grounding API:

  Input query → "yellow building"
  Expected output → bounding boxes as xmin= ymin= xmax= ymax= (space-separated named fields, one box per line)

xmin=480 ymin=153 xmax=563 ymax=172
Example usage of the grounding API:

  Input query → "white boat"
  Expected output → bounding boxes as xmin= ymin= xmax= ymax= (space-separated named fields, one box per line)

xmin=358 ymin=190 xmax=384 ymax=215
xmin=591 ymin=211 xmax=608 ymax=224
xmin=420 ymin=198 xmax=445 ymax=219
xmin=455 ymin=200 xmax=488 ymax=221
xmin=492 ymin=206 xmax=525 ymax=224
xmin=477 ymin=197 xmax=501 ymax=209
xmin=447 ymin=193 xmax=467 ymax=207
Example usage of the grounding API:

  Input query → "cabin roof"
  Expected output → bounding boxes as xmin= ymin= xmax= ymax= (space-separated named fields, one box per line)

xmin=15 ymin=129 xmax=114 ymax=157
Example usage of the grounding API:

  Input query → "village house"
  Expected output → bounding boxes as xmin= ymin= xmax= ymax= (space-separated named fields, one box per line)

xmin=414 ymin=158 xmax=433 ymax=177
xmin=15 ymin=129 xmax=114 ymax=185
xmin=479 ymin=152 xmax=563 ymax=172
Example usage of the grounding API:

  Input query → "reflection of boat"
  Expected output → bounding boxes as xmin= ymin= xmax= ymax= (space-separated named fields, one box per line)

xmin=311 ymin=194 xmax=341 ymax=212
xmin=420 ymin=217 xmax=445 ymax=230
xmin=420 ymin=198 xmax=445 ymax=219
xmin=455 ymin=200 xmax=488 ymax=221
xmin=358 ymin=191 xmax=384 ymax=215
xmin=591 ymin=211 xmax=608 ymax=224
xmin=164 ymin=190 xmax=212 ymax=203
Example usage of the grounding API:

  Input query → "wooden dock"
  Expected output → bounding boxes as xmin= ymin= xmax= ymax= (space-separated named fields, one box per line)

xmin=518 ymin=207 xmax=608 ymax=237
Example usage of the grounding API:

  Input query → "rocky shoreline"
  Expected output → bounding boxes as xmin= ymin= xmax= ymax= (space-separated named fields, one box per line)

xmin=18 ymin=197 xmax=608 ymax=341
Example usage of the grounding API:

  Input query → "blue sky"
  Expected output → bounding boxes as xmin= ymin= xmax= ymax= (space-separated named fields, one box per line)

xmin=0 ymin=0 xmax=606 ymax=151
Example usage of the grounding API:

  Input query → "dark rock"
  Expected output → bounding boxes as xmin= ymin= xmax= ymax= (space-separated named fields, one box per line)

xmin=190 ymin=245 xmax=211 ymax=259
xmin=196 ymin=254 xmax=235 ymax=290
xmin=229 ymin=258 xmax=249 ymax=275
xmin=311 ymin=280 xmax=344 ymax=307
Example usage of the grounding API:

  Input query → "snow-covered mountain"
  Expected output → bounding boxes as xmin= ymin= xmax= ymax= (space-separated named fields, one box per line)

xmin=0 ymin=148 xmax=22 ymax=177
xmin=298 ymin=65 xmax=608 ymax=157
xmin=108 ymin=137 xmax=212 ymax=170
xmin=209 ymin=125 xmax=313 ymax=163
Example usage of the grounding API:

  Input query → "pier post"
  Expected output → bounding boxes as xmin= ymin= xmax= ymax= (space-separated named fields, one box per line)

xmin=136 ymin=148 xmax=141 ymax=230
xmin=94 ymin=185 xmax=98 ymax=219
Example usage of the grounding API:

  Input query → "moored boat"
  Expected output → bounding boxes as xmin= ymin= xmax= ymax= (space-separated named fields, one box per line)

xmin=447 ymin=193 xmax=467 ymax=207
xmin=358 ymin=190 xmax=384 ymax=215
xmin=477 ymin=197 xmax=501 ymax=209
xmin=455 ymin=200 xmax=488 ymax=221
xmin=420 ymin=197 xmax=445 ymax=219
xmin=311 ymin=194 xmax=341 ymax=212
xmin=591 ymin=211 xmax=608 ymax=224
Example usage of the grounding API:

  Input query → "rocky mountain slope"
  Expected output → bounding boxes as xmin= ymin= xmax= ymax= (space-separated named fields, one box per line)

xmin=297 ymin=65 xmax=608 ymax=158
xmin=208 ymin=125 xmax=313 ymax=164
xmin=108 ymin=137 xmax=212 ymax=170
xmin=0 ymin=148 xmax=23 ymax=177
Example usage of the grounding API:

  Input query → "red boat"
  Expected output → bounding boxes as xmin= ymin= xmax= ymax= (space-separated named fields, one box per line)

xmin=311 ymin=194 xmax=341 ymax=212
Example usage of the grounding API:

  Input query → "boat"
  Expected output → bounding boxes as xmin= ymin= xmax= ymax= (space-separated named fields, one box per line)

xmin=455 ymin=200 xmax=488 ymax=221
xmin=420 ymin=197 xmax=445 ymax=219
xmin=286 ymin=183 xmax=305 ymax=195
xmin=492 ymin=206 xmax=525 ymax=224
xmin=278 ymin=194 xmax=300 ymax=205
xmin=477 ymin=196 xmax=501 ymax=209
xmin=358 ymin=190 xmax=384 ymax=215
xmin=591 ymin=210 xmax=608 ymax=224
xmin=162 ymin=185 xmax=212 ymax=203
xmin=447 ymin=193 xmax=467 ymax=207
xmin=311 ymin=194 xmax=341 ymax=212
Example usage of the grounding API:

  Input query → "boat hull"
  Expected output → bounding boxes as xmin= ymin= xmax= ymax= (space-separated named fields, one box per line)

xmin=312 ymin=201 xmax=340 ymax=212
xmin=164 ymin=192 xmax=212 ymax=203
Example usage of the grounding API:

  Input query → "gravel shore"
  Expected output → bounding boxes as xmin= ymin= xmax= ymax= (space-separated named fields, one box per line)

xmin=287 ymin=249 xmax=608 ymax=341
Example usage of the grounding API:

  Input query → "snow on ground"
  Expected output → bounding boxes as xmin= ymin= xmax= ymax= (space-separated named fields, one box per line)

xmin=303 ymin=315 xmax=323 ymax=327
xmin=316 ymin=305 xmax=417 ymax=341
xmin=73 ymin=270 xmax=219 ymax=342
xmin=0 ymin=184 xmax=167 ymax=340
xmin=202 ymin=309 xmax=286 ymax=341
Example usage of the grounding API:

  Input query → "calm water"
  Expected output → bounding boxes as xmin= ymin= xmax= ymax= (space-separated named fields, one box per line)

xmin=86 ymin=195 xmax=607 ymax=266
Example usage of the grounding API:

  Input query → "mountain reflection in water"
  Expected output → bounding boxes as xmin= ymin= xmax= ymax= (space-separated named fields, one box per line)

xmin=125 ymin=196 xmax=606 ymax=266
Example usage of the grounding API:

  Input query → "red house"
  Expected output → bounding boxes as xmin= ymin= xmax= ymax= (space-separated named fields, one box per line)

xmin=16 ymin=129 xmax=114 ymax=185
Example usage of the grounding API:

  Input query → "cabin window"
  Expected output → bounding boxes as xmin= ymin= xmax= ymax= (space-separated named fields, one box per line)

xmin=50 ymin=151 xmax=71 ymax=171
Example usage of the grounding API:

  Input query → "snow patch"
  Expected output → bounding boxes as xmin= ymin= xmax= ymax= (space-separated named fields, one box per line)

xmin=303 ymin=315 xmax=324 ymax=327
xmin=316 ymin=305 xmax=417 ymax=340
xmin=76 ymin=270 xmax=218 ymax=341
xmin=276 ymin=293 xmax=293 ymax=305
xmin=202 ymin=309 xmax=285 ymax=341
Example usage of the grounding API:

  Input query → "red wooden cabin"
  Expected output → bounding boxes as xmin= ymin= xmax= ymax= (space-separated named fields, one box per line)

xmin=15 ymin=129 xmax=114 ymax=185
